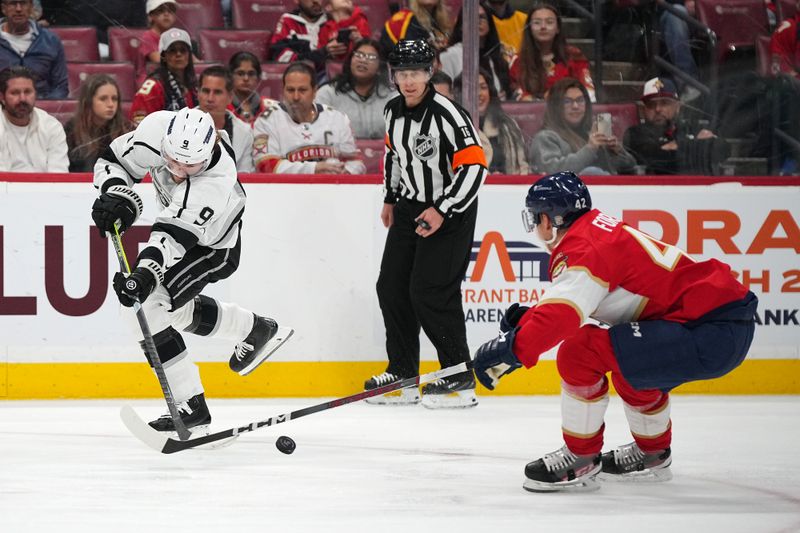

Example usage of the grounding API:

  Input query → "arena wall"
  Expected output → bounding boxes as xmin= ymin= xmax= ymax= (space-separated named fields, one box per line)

xmin=1 ymin=174 xmax=797 ymax=398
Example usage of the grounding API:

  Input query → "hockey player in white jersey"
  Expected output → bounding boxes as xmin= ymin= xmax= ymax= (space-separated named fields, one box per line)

xmin=91 ymin=107 xmax=293 ymax=434
xmin=252 ymin=61 xmax=366 ymax=174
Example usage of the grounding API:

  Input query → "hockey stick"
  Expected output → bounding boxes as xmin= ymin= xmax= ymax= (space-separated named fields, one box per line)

xmin=120 ymin=361 xmax=470 ymax=454
xmin=109 ymin=224 xmax=192 ymax=441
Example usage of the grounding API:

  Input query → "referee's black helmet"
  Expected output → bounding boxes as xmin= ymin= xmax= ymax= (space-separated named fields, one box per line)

xmin=388 ymin=39 xmax=435 ymax=70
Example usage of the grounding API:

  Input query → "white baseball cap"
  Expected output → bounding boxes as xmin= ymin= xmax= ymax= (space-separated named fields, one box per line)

xmin=147 ymin=0 xmax=177 ymax=15
xmin=159 ymin=28 xmax=192 ymax=53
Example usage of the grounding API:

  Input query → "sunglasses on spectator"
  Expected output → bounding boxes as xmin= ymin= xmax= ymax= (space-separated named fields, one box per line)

xmin=353 ymin=51 xmax=379 ymax=62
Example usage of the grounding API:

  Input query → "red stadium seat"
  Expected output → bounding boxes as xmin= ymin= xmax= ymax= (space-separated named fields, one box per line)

xmin=356 ymin=0 xmax=391 ymax=39
xmin=195 ymin=61 xmax=224 ymax=79
xmin=36 ymin=99 xmax=78 ymax=125
xmin=231 ymin=0 xmax=293 ymax=31
xmin=500 ymin=101 xmax=546 ymax=142
xmin=258 ymin=62 xmax=287 ymax=100
xmin=355 ymin=139 xmax=384 ymax=174
xmin=695 ymin=0 xmax=769 ymax=62
xmin=592 ymin=102 xmax=640 ymax=139
xmin=175 ymin=0 xmax=224 ymax=35
xmin=108 ymin=27 xmax=146 ymax=63
xmin=199 ymin=29 xmax=271 ymax=63
xmin=67 ymin=62 xmax=136 ymax=101
xmin=325 ymin=60 xmax=344 ymax=81
xmin=755 ymin=34 xmax=772 ymax=77
xmin=778 ymin=0 xmax=797 ymax=20
xmin=49 ymin=26 xmax=99 ymax=62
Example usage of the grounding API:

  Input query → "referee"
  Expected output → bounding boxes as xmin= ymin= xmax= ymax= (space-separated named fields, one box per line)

xmin=365 ymin=39 xmax=488 ymax=409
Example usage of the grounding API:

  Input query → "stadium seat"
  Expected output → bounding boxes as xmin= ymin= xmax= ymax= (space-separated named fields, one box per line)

xmin=36 ymin=99 xmax=77 ymax=125
xmin=232 ymin=0 xmax=293 ymax=31
xmin=195 ymin=61 xmax=224 ymax=79
xmin=695 ymin=0 xmax=769 ymax=62
xmin=259 ymin=62 xmax=287 ymax=100
xmin=176 ymin=0 xmax=224 ymax=35
xmin=49 ymin=26 xmax=99 ymax=62
xmin=500 ymin=101 xmax=546 ymax=142
xmin=67 ymin=62 xmax=136 ymax=101
xmin=357 ymin=0 xmax=391 ymax=39
xmin=593 ymin=102 xmax=640 ymax=139
xmin=755 ymin=34 xmax=772 ymax=77
xmin=325 ymin=60 xmax=344 ymax=81
xmin=778 ymin=0 xmax=797 ymax=20
xmin=199 ymin=29 xmax=271 ymax=63
xmin=355 ymin=139 xmax=384 ymax=174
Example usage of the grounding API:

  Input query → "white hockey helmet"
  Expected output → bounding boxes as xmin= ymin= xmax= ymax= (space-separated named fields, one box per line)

xmin=161 ymin=108 xmax=217 ymax=166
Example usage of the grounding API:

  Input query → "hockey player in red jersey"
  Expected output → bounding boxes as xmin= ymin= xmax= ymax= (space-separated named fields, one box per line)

xmin=473 ymin=171 xmax=758 ymax=493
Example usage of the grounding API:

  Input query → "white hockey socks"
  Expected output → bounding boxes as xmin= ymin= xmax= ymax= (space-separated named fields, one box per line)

xmin=162 ymin=354 xmax=204 ymax=404
xmin=561 ymin=379 xmax=610 ymax=441
xmin=181 ymin=295 xmax=255 ymax=341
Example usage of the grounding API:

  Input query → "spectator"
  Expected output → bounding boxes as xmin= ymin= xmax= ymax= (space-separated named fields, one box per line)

xmin=430 ymin=70 xmax=453 ymax=98
xmin=198 ymin=66 xmax=255 ymax=172
xmin=317 ymin=0 xmax=371 ymax=62
xmin=315 ymin=38 xmax=396 ymax=139
xmin=623 ymin=77 xmax=717 ymax=175
xmin=658 ymin=1 xmax=701 ymax=102
xmin=138 ymin=0 xmax=179 ymax=85
xmin=65 ymin=74 xmax=132 ymax=172
xmin=252 ymin=62 xmax=365 ymax=174
xmin=770 ymin=1 xmax=800 ymax=77
xmin=487 ymin=0 xmax=528 ymax=61
xmin=0 ymin=0 xmax=67 ymax=99
xmin=0 ymin=66 xmax=67 ymax=172
xmin=270 ymin=0 xmax=329 ymax=80
xmin=530 ymin=77 xmax=634 ymax=175
xmin=380 ymin=0 xmax=453 ymax=56
xmin=477 ymin=68 xmax=528 ymax=174
xmin=130 ymin=28 xmax=198 ymax=125
xmin=510 ymin=3 xmax=594 ymax=102
xmin=228 ymin=51 xmax=277 ymax=125
xmin=440 ymin=1 xmax=511 ymax=100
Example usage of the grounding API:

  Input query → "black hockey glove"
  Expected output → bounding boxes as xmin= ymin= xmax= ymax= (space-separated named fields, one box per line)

xmin=499 ymin=303 xmax=530 ymax=333
xmin=91 ymin=185 xmax=143 ymax=237
xmin=113 ymin=265 xmax=158 ymax=307
xmin=473 ymin=328 xmax=522 ymax=391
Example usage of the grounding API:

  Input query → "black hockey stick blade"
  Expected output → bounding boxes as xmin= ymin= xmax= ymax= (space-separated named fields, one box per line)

xmin=120 ymin=362 xmax=469 ymax=454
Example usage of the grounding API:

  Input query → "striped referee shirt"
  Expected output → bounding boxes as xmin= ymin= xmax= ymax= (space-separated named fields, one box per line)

xmin=383 ymin=86 xmax=488 ymax=215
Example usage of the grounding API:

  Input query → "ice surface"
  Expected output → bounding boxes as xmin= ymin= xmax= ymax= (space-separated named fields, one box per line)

xmin=1 ymin=396 xmax=799 ymax=533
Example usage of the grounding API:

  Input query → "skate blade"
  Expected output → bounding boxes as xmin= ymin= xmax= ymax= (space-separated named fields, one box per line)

xmin=421 ymin=389 xmax=478 ymax=409
xmin=597 ymin=466 xmax=673 ymax=483
xmin=238 ymin=326 xmax=294 ymax=376
xmin=365 ymin=388 xmax=420 ymax=405
xmin=522 ymin=475 xmax=601 ymax=493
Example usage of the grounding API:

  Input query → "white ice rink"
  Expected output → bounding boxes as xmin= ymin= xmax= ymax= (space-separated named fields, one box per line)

xmin=1 ymin=396 xmax=799 ymax=533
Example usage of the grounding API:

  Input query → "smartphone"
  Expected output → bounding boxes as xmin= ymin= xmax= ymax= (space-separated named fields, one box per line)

xmin=337 ymin=28 xmax=350 ymax=43
xmin=416 ymin=218 xmax=431 ymax=230
xmin=596 ymin=113 xmax=613 ymax=137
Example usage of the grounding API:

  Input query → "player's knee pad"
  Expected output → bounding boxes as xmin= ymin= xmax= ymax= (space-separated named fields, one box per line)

xmin=557 ymin=325 xmax=615 ymax=387
xmin=183 ymin=294 xmax=219 ymax=336
xmin=139 ymin=326 xmax=187 ymax=367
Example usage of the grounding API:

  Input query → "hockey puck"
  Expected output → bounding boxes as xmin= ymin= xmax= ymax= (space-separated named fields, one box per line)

xmin=276 ymin=435 xmax=296 ymax=455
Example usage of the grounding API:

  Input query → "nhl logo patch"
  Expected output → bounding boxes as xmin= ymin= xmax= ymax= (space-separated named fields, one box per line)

xmin=412 ymin=133 xmax=437 ymax=161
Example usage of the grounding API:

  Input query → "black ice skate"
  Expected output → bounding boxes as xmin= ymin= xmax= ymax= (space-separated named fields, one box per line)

xmin=148 ymin=393 xmax=211 ymax=435
xmin=523 ymin=445 xmax=602 ymax=492
xmin=598 ymin=442 xmax=673 ymax=482
xmin=420 ymin=370 xmax=478 ymax=409
xmin=229 ymin=315 xmax=294 ymax=376
xmin=364 ymin=371 xmax=420 ymax=405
